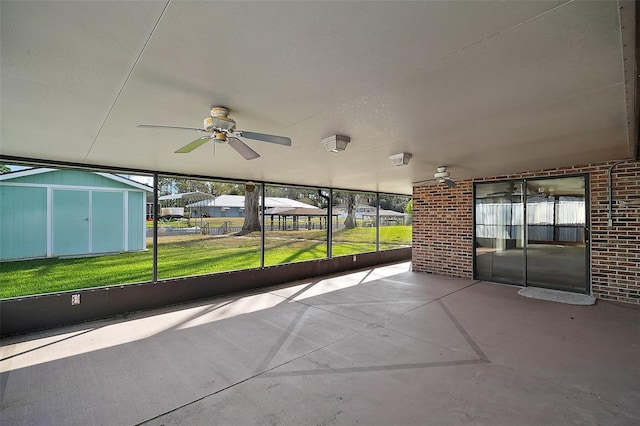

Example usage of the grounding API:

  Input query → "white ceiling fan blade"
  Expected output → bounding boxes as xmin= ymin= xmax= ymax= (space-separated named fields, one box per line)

xmin=137 ymin=124 xmax=208 ymax=133
xmin=175 ymin=136 xmax=211 ymax=153
xmin=412 ymin=178 xmax=436 ymax=187
xmin=228 ymin=137 xmax=260 ymax=160
xmin=237 ymin=130 xmax=291 ymax=146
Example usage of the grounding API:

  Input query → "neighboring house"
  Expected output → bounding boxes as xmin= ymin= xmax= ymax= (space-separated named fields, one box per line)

xmin=364 ymin=208 xmax=408 ymax=226
xmin=333 ymin=204 xmax=377 ymax=220
xmin=187 ymin=195 xmax=316 ymax=218
xmin=0 ymin=168 xmax=152 ymax=261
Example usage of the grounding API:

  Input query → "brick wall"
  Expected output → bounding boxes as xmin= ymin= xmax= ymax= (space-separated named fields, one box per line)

xmin=590 ymin=160 xmax=640 ymax=303
xmin=412 ymin=180 xmax=474 ymax=278
xmin=412 ymin=160 xmax=640 ymax=304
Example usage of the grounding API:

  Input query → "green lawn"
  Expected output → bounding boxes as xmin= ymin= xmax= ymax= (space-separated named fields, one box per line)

xmin=0 ymin=226 xmax=411 ymax=298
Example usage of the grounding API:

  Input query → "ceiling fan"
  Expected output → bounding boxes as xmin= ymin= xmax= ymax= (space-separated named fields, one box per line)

xmin=413 ymin=166 xmax=457 ymax=188
xmin=485 ymin=182 xmax=520 ymax=198
xmin=137 ymin=106 xmax=291 ymax=160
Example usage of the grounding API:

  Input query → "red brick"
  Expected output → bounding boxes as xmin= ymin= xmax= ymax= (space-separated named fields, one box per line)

xmin=413 ymin=160 xmax=640 ymax=304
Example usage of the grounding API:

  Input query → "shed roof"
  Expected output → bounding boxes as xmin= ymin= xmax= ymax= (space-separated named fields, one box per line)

xmin=0 ymin=168 xmax=153 ymax=192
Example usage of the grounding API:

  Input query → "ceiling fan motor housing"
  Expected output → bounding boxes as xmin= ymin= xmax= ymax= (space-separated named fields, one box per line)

xmin=211 ymin=106 xmax=230 ymax=117
xmin=434 ymin=170 xmax=450 ymax=180
xmin=207 ymin=107 xmax=236 ymax=131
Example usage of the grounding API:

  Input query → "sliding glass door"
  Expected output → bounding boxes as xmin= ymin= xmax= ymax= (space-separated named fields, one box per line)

xmin=475 ymin=181 xmax=525 ymax=284
xmin=475 ymin=176 xmax=588 ymax=293
xmin=525 ymin=176 xmax=587 ymax=292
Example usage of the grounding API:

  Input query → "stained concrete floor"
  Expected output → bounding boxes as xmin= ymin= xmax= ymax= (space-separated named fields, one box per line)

xmin=1 ymin=262 xmax=639 ymax=425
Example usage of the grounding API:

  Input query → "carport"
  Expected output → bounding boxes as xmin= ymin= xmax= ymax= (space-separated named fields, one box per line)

xmin=157 ymin=191 xmax=215 ymax=218
xmin=264 ymin=206 xmax=339 ymax=231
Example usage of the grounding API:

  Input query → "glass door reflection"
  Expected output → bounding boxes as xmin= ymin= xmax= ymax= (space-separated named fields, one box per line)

xmin=525 ymin=176 xmax=587 ymax=292
xmin=475 ymin=181 xmax=525 ymax=284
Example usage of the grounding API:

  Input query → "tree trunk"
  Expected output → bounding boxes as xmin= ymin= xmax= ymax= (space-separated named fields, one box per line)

xmin=240 ymin=182 xmax=261 ymax=234
xmin=344 ymin=193 xmax=356 ymax=229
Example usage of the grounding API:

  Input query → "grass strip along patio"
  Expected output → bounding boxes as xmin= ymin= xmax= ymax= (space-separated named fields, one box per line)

xmin=0 ymin=227 xmax=411 ymax=298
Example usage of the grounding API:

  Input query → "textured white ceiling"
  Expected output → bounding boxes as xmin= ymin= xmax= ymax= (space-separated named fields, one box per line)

xmin=0 ymin=1 xmax=635 ymax=194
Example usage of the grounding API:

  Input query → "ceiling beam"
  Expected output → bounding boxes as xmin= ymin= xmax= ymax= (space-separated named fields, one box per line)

xmin=620 ymin=0 xmax=638 ymax=159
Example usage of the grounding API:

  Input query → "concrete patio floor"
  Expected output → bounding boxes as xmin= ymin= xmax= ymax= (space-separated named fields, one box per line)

xmin=1 ymin=262 xmax=639 ymax=425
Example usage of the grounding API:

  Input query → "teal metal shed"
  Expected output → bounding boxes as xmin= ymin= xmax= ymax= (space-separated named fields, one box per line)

xmin=0 ymin=168 xmax=152 ymax=261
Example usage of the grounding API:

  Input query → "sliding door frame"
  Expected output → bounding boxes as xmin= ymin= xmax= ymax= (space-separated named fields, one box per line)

xmin=473 ymin=174 xmax=590 ymax=294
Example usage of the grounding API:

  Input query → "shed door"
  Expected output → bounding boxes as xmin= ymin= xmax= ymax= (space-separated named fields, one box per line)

xmin=53 ymin=189 xmax=90 ymax=256
xmin=92 ymin=191 xmax=124 ymax=253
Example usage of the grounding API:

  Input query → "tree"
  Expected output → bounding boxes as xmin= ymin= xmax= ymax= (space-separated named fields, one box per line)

xmin=332 ymin=191 xmax=360 ymax=229
xmin=212 ymin=182 xmax=243 ymax=196
xmin=404 ymin=199 xmax=413 ymax=224
xmin=404 ymin=199 xmax=413 ymax=214
xmin=0 ymin=164 xmax=10 ymax=174
xmin=240 ymin=182 xmax=261 ymax=234
xmin=157 ymin=177 xmax=177 ymax=196
xmin=265 ymin=186 xmax=325 ymax=207
xmin=157 ymin=177 xmax=241 ymax=197
xmin=373 ymin=194 xmax=410 ymax=212
xmin=343 ymin=193 xmax=357 ymax=229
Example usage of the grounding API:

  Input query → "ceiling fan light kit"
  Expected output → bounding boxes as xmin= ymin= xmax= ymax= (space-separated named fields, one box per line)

xmin=137 ymin=106 xmax=291 ymax=160
xmin=208 ymin=107 xmax=236 ymax=131
xmin=389 ymin=152 xmax=412 ymax=166
xmin=322 ymin=135 xmax=350 ymax=152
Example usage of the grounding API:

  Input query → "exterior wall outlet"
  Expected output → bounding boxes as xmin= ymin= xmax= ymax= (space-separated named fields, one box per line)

xmin=71 ymin=294 xmax=81 ymax=305
xmin=353 ymin=255 xmax=357 ymax=262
